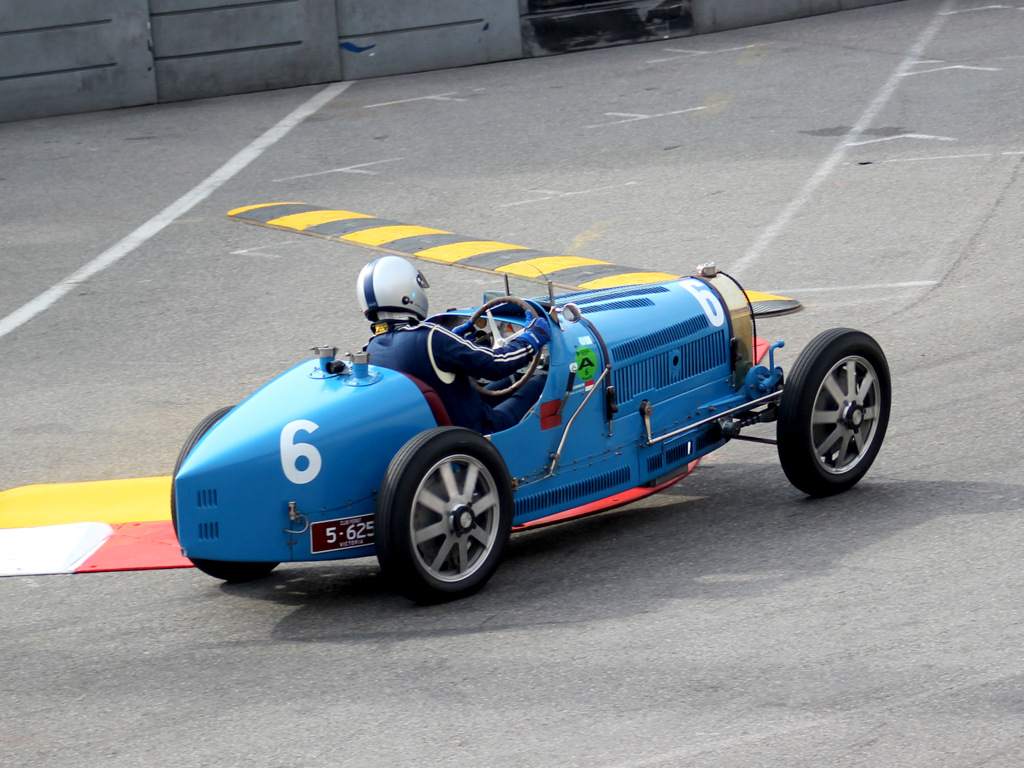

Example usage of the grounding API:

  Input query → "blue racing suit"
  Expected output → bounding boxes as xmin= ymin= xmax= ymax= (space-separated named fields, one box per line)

xmin=366 ymin=319 xmax=546 ymax=433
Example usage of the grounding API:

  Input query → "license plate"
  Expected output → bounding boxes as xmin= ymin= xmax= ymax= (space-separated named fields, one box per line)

xmin=310 ymin=513 xmax=375 ymax=554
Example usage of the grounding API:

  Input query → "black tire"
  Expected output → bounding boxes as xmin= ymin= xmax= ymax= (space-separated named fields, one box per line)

xmin=777 ymin=328 xmax=890 ymax=497
xmin=171 ymin=406 xmax=279 ymax=583
xmin=375 ymin=427 xmax=514 ymax=604
xmin=188 ymin=557 xmax=279 ymax=583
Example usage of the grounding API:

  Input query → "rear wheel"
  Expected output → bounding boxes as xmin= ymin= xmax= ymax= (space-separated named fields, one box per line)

xmin=375 ymin=427 xmax=513 ymax=604
xmin=777 ymin=329 xmax=890 ymax=497
xmin=171 ymin=406 xmax=279 ymax=583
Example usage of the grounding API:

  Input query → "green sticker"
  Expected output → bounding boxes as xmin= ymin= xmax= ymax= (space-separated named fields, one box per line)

xmin=575 ymin=346 xmax=597 ymax=382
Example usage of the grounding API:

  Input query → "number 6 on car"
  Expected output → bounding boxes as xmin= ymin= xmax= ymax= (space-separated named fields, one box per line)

xmin=681 ymin=278 xmax=727 ymax=327
xmin=280 ymin=420 xmax=322 ymax=485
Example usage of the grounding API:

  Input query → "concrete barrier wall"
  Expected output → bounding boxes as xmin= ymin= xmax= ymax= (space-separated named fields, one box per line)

xmin=692 ymin=0 xmax=901 ymax=32
xmin=0 ymin=0 xmax=901 ymax=123
xmin=150 ymin=0 xmax=341 ymax=102
xmin=337 ymin=0 xmax=521 ymax=80
xmin=0 ymin=0 xmax=155 ymax=122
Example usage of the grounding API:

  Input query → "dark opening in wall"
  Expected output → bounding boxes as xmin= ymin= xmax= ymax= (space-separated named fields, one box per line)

xmin=522 ymin=0 xmax=692 ymax=56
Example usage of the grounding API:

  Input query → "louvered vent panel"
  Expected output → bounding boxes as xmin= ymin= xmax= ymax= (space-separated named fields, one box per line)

xmin=613 ymin=351 xmax=671 ymax=402
xmin=559 ymin=285 xmax=671 ymax=305
xmin=680 ymin=331 xmax=728 ymax=379
xmin=580 ymin=297 xmax=655 ymax=314
xmin=610 ymin=314 xmax=709 ymax=361
xmin=647 ymin=453 xmax=664 ymax=474
xmin=515 ymin=466 xmax=630 ymax=519
xmin=196 ymin=489 xmax=218 ymax=509
xmin=694 ymin=428 xmax=721 ymax=453
xmin=198 ymin=522 xmax=220 ymax=541
xmin=665 ymin=440 xmax=693 ymax=466
xmin=612 ymin=331 xmax=729 ymax=402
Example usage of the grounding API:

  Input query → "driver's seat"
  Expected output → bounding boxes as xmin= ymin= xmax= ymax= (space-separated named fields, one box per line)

xmin=402 ymin=373 xmax=453 ymax=427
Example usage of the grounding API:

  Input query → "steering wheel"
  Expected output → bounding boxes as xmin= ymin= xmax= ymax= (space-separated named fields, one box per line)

xmin=465 ymin=296 xmax=547 ymax=397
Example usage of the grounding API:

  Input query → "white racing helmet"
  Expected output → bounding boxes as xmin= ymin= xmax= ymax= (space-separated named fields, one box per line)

xmin=357 ymin=256 xmax=430 ymax=321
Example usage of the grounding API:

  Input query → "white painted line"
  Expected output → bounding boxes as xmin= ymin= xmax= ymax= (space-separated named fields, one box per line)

xmin=586 ymin=106 xmax=705 ymax=128
xmin=499 ymin=181 xmax=640 ymax=208
xmin=230 ymin=241 xmax=309 ymax=259
xmin=363 ymin=91 xmax=473 ymax=108
xmin=847 ymin=150 xmax=1023 ymax=165
xmin=274 ymin=157 xmax=403 ymax=182
xmin=847 ymin=133 xmax=957 ymax=146
xmin=940 ymin=4 xmax=1013 ymax=14
xmin=647 ymin=44 xmax=758 ymax=63
xmin=877 ymin=152 xmax=993 ymax=164
xmin=0 ymin=81 xmax=354 ymax=343
xmin=731 ymin=0 xmax=955 ymax=278
xmin=901 ymin=64 xmax=1002 ymax=75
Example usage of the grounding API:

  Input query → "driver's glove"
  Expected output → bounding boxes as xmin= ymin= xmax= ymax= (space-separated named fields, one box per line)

xmin=522 ymin=311 xmax=551 ymax=352
xmin=453 ymin=320 xmax=474 ymax=337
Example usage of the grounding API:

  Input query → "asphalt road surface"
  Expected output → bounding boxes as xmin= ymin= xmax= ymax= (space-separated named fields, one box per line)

xmin=3 ymin=1 xmax=1024 ymax=765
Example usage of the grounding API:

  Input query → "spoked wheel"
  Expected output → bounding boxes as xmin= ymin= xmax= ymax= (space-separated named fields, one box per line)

xmin=171 ymin=406 xmax=279 ymax=583
xmin=777 ymin=328 xmax=891 ymax=497
xmin=375 ymin=427 xmax=514 ymax=604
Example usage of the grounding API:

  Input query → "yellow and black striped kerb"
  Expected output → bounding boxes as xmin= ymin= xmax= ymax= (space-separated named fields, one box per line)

xmin=228 ymin=203 xmax=801 ymax=315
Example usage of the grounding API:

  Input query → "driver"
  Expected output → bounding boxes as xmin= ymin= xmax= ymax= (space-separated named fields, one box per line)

xmin=357 ymin=256 xmax=550 ymax=433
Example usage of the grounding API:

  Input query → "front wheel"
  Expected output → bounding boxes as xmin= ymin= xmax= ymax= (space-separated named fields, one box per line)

xmin=777 ymin=328 xmax=890 ymax=497
xmin=375 ymin=427 xmax=514 ymax=604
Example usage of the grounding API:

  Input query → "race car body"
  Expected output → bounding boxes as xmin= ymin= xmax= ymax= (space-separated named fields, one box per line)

xmin=173 ymin=266 xmax=890 ymax=602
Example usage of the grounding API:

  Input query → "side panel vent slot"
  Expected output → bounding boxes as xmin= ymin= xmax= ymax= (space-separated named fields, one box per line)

xmin=612 ymin=330 xmax=729 ymax=402
xmin=665 ymin=440 xmax=694 ymax=466
xmin=647 ymin=453 xmax=664 ymax=474
xmin=679 ymin=331 xmax=728 ymax=379
xmin=198 ymin=522 xmax=220 ymax=541
xmin=196 ymin=488 xmax=219 ymax=509
xmin=694 ymin=428 xmax=721 ymax=454
xmin=610 ymin=315 xmax=709 ymax=361
xmin=560 ymin=285 xmax=670 ymax=305
xmin=515 ymin=466 xmax=631 ymax=520
xmin=579 ymin=297 xmax=655 ymax=314
xmin=613 ymin=351 xmax=672 ymax=403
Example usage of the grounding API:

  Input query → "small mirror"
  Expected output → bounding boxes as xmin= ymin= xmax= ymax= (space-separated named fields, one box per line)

xmin=562 ymin=303 xmax=582 ymax=323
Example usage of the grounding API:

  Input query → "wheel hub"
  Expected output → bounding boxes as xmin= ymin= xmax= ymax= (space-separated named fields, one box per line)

xmin=450 ymin=504 xmax=476 ymax=535
xmin=842 ymin=402 xmax=865 ymax=430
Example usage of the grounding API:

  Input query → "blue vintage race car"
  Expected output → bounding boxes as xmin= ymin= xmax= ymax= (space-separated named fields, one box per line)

xmin=172 ymin=264 xmax=890 ymax=603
